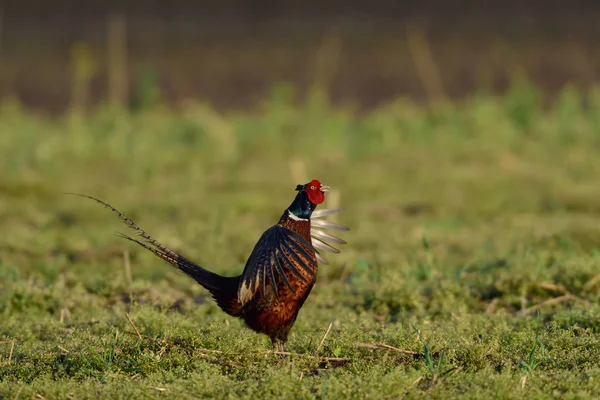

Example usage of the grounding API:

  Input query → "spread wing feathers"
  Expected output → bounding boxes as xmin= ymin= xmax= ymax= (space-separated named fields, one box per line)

xmin=310 ymin=208 xmax=350 ymax=265
xmin=238 ymin=225 xmax=317 ymax=305
xmin=67 ymin=193 xmax=219 ymax=290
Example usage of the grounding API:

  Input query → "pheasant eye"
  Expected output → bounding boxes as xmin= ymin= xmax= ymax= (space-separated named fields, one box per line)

xmin=310 ymin=185 xmax=315 ymax=190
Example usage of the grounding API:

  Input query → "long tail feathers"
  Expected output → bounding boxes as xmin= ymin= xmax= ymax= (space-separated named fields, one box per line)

xmin=310 ymin=208 xmax=349 ymax=265
xmin=67 ymin=193 xmax=238 ymax=309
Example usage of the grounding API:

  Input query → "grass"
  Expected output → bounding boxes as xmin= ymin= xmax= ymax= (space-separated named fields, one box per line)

xmin=2 ymin=82 xmax=600 ymax=398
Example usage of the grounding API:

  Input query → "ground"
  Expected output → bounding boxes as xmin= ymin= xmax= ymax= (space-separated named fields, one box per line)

xmin=2 ymin=84 xmax=600 ymax=398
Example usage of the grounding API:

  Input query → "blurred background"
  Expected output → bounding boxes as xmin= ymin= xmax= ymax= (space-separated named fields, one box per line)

xmin=3 ymin=1 xmax=600 ymax=112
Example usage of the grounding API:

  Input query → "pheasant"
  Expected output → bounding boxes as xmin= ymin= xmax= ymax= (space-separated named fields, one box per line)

xmin=74 ymin=179 xmax=348 ymax=350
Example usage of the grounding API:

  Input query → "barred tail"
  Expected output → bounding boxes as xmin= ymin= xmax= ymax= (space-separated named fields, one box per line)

xmin=68 ymin=193 xmax=241 ymax=315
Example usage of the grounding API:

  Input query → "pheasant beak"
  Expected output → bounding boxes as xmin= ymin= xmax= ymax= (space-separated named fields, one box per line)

xmin=319 ymin=185 xmax=331 ymax=193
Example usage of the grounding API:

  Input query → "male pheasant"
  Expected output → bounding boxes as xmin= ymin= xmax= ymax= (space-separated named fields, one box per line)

xmin=76 ymin=179 xmax=348 ymax=350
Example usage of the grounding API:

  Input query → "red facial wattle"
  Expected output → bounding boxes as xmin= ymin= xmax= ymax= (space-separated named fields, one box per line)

xmin=304 ymin=179 xmax=326 ymax=205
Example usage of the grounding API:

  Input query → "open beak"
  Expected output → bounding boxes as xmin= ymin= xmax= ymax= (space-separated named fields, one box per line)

xmin=319 ymin=185 xmax=331 ymax=193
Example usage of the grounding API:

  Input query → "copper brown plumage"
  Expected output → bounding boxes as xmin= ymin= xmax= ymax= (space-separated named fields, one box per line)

xmin=72 ymin=179 xmax=348 ymax=349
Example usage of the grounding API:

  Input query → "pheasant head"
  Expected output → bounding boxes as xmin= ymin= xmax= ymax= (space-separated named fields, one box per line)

xmin=286 ymin=179 xmax=330 ymax=221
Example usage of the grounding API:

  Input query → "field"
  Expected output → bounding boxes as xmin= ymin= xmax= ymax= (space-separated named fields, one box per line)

xmin=2 ymin=83 xmax=600 ymax=398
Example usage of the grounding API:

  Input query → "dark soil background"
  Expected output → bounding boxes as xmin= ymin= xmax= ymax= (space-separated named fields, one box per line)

xmin=3 ymin=1 xmax=600 ymax=112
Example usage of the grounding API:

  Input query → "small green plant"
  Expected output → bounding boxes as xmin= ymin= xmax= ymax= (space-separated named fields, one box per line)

xmin=412 ymin=325 xmax=445 ymax=377
xmin=83 ymin=330 xmax=122 ymax=383
xmin=519 ymin=331 xmax=549 ymax=374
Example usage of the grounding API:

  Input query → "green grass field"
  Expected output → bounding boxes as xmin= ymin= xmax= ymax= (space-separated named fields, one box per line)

xmin=2 ymin=83 xmax=600 ymax=398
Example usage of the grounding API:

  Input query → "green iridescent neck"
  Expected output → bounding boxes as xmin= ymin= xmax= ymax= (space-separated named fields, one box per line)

xmin=286 ymin=190 xmax=316 ymax=220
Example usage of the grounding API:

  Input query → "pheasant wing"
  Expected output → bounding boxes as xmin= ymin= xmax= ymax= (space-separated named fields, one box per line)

xmin=310 ymin=208 xmax=350 ymax=265
xmin=238 ymin=225 xmax=317 ymax=305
